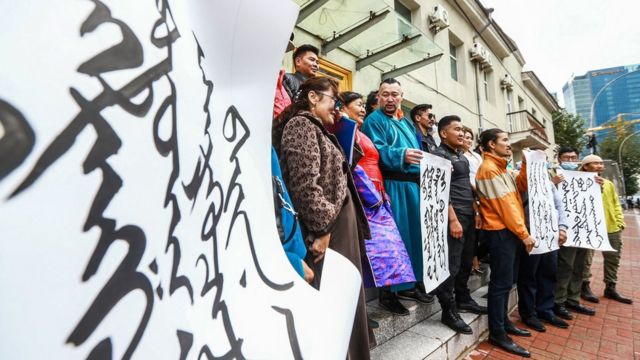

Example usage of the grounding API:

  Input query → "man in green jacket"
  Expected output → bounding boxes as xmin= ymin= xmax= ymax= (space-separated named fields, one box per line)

xmin=580 ymin=155 xmax=632 ymax=304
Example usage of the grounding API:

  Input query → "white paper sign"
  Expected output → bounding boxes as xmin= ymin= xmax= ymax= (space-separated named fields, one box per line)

xmin=0 ymin=1 xmax=361 ymax=359
xmin=559 ymin=171 xmax=614 ymax=251
xmin=525 ymin=151 xmax=560 ymax=255
xmin=419 ymin=152 xmax=452 ymax=293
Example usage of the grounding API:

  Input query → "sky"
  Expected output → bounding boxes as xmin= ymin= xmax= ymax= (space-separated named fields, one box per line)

xmin=480 ymin=0 xmax=640 ymax=106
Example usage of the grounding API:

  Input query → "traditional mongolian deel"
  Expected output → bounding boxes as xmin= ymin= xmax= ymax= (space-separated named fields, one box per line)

xmin=419 ymin=152 xmax=452 ymax=293
xmin=0 ymin=1 xmax=362 ymax=359
xmin=525 ymin=150 xmax=560 ymax=255
xmin=559 ymin=170 xmax=615 ymax=251
xmin=352 ymin=165 xmax=416 ymax=287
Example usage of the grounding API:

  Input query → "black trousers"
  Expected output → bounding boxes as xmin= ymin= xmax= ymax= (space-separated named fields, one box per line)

xmin=435 ymin=213 xmax=474 ymax=310
xmin=486 ymin=229 xmax=522 ymax=338
xmin=517 ymin=249 xmax=558 ymax=320
xmin=455 ymin=213 xmax=476 ymax=303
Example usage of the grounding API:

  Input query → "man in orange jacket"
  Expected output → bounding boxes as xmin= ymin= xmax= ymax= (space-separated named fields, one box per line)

xmin=476 ymin=129 xmax=535 ymax=358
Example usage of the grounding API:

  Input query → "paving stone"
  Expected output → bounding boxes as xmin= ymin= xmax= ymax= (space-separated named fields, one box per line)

xmin=466 ymin=211 xmax=640 ymax=360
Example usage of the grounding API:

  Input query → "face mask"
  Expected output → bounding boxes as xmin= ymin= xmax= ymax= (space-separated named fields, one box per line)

xmin=560 ymin=162 xmax=580 ymax=171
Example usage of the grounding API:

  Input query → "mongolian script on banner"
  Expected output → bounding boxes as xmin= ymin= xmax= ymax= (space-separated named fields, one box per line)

xmin=0 ymin=1 xmax=361 ymax=359
xmin=420 ymin=152 xmax=452 ymax=293
xmin=525 ymin=150 xmax=559 ymax=255
xmin=559 ymin=170 xmax=614 ymax=251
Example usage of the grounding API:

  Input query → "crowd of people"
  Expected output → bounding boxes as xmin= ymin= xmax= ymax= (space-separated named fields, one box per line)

xmin=270 ymin=44 xmax=632 ymax=359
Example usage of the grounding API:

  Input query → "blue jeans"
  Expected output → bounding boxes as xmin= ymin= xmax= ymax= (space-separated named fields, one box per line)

xmin=517 ymin=249 xmax=558 ymax=320
xmin=487 ymin=229 xmax=521 ymax=337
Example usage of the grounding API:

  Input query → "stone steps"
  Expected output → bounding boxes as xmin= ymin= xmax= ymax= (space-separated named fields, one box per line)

xmin=369 ymin=286 xmax=519 ymax=360
xmin=368 ymin=267 xmax=490 ymax=346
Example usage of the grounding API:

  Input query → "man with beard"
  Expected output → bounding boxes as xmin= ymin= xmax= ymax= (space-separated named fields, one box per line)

xmin=476 ymin=129 xmax=534 ymax=357
xmin=430 ymin=115 xmax=485 ymax=334
xmin=410 ymin=104 xmax=437 ymax=153
xmin=361 ymin=78 xmax=432 ymax=315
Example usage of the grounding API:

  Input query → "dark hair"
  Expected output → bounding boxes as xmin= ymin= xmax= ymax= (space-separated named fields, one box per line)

xmin=409 ymin=104 xmax=432 ymax=122
xmin=276 ymin=77 xmax=339 ymax=124
xmin=339 ymin=91 xmax=363 ymax=107
xmin=437 ymin=115 xmax=461 ymax=136
xmin=479 ymin=128 xmax=506 ymax=152
xmin=462 ymin=125 xmax=474 ymax=137
xmin=379 ymin=78 xmax=401 ymax=87
xmin=557 ymin=145 xmax=578 ymax=159
xmin=292 ymin=44 xmax=319 ymax=62
xmin=365 ymin=91 xmax=378 ymax=117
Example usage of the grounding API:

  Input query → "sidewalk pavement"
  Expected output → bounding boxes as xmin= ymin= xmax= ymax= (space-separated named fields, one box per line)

xmin=466 ymin=209 xmax=640 ymax=359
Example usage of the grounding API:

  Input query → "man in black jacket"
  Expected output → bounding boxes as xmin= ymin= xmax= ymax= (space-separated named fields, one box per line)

xmin=431 ymin=115 xmax=486 ymax=334
xmin=283 ymin=44 xmax=319 ymax=101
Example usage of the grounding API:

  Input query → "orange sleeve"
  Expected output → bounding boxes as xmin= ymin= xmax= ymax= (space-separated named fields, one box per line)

xmin=478 ymin=168 xmax=529 ymax=241
xmin=516 ymin=161 xmax=528 ymax=193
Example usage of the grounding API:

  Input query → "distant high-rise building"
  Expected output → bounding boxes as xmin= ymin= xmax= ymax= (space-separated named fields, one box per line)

xmin=562 ymin=64 xmax=640 ymax=128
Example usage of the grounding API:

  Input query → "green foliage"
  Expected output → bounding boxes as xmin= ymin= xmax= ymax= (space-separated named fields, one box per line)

xmin=552 ymin=109 xmax=588 ymax=153
xmin=599 ymin=122 xmax=640 ymax=195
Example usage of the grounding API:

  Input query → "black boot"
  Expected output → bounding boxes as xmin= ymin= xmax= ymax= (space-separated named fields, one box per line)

xmin=441 ymin=307 xmax=472 ymax=334
xmin=581 ymin=281 xmax=599 ymax=303
xmin=604 ymin=283 xmax=633 ymax=304
xmin=379 ymin=289 xmax=410 ymax=316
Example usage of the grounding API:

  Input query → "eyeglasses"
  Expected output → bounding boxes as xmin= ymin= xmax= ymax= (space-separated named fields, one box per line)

xmin=316 ymin=92 xmax=341 ymax=109
xmin=316 ymin=92 xmax=338 ymax=102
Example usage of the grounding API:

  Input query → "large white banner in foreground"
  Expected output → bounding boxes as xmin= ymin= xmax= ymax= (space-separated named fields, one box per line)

xmin=559 ymin=170 xmax=614 ymax=251
xmin=0 ymin=1 xmax=361 ymax=359
xmin=420 ymin=152 xmax=451 ymax=293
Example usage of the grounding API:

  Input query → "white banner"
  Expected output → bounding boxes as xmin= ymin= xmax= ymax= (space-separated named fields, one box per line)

xmin=0 ymin=1 xmax=361 ymax=359
xmin=559 ymin=170 xmax=614 ymax=251
xmin=419 ymin=152 xmax=452 ymax=293
xmin=525 ymin=151 xmax=559 ymax=255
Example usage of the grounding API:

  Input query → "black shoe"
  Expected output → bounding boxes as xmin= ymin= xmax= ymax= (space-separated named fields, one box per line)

xmin=505 ymin=321 xmax=531 ymax=337
xmin=441 ymin=308 xmax=472 ymax=334
xmin=488 ymin=335 xmax=531 ymax=358
xmin=553 ymin=303 xmax=573 ymax=320
xmin=565 ymin=300 xmax=596 ymax=316
xmin=379 ymin=292 xmax=409 ymax=316
xmin=539 ymin=313 xmax=569 ymax=329
xmin=368 ymin=316 xmax=379 ymax=329
xmin=604 ymin=284 xmax=633 ymax=304
xmin=458 ymin=299 xmax=488 ymax=315
xmin=522 ymin=317 xmax=546 ymax=332
xmin=581 ymin=281 xmax=600 ymax=303
xmin=397 ymin=288 xmax=435 ymax=304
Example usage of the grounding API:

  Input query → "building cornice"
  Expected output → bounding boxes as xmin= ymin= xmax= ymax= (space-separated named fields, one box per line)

xmin=522 ymin=71 xmax=560 ymax=113
xmin=448 ymin=0 xmax=517 ymax=62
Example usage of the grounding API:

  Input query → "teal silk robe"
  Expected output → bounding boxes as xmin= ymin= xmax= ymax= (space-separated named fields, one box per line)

xmin=361 ymin=109 xmax=423 ymax=291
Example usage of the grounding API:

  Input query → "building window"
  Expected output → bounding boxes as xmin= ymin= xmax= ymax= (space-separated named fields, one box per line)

xmin=394 ymin=0 xmax=412 ymax=22
xmin=506 ymin=90 xmax=513 ymax=131
xmin=450 ymin=43 xmax=458 ymax=81
xmin=518 ymin=96 xmax=525 ymax=111
xmin=483 ymin=71 xmax=489 ymax=100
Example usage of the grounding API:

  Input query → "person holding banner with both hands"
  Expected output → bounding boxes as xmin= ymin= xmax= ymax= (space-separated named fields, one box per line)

xmin=429 ymin=116 xmax=486 ymax=335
